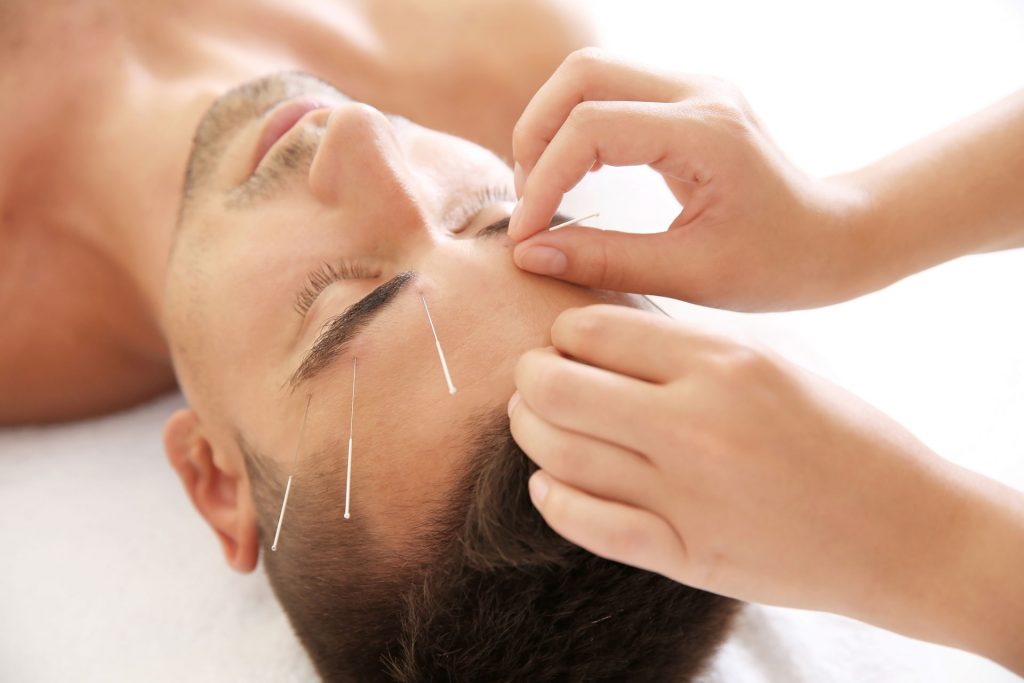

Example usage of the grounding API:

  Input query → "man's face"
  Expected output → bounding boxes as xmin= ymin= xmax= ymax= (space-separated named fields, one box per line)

xmin=166 ymin=74 xmax=635 ymax=549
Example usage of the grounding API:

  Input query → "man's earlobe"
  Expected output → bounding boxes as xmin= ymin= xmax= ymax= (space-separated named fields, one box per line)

xmin=163 ymin=408 xmax=260 ymax=573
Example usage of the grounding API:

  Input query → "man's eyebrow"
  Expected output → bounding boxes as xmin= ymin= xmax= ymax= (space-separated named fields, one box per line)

xmin=287 ymin=271 xmax=415 ymax=390
xmin=287 ymin=211 xmax=575 ymax=389
xmin=474 ymin=212 xmax=573 ymax=239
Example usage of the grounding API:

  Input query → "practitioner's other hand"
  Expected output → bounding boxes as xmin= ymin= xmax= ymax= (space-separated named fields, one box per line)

xmin=508 ymin=48 xmax=868 ymax=311
xmin=509 ymin=305 xmax=1024 ymax=666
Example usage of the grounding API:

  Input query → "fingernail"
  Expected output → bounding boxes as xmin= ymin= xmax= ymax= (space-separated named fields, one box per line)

xmin=517 ymin=245 xmax=567 ymax=276
xmin=514 ymin=162 xmax=525 ymax=199
xmin=507 ymin=391 xmax=521 ymax=417
xmin=509 ymin=197 xmax=523 ymax=237
xmin=529 ymin=472 xmax=550 ymax=506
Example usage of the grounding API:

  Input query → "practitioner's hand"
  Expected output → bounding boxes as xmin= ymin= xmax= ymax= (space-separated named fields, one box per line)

xmin=509 ymin=305 xmax=1024 ymax=670
xmin=508 ymin=48 xmax=868 ymax=311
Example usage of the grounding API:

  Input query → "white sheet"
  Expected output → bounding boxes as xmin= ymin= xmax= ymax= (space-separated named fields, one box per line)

xmin=2 ymin=1 xmax=1022 ymax=681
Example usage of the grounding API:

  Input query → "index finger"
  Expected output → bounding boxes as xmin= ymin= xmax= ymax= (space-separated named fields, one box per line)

xmin=511 ymin=99 xmax=699 ymax=241
xmin=514 ymin=346 xmax=666 ymax=454
xmin=512 ymin=48 xmax=693 ymax=192
xmin=551 ymin=304 xmax=706 ymax=383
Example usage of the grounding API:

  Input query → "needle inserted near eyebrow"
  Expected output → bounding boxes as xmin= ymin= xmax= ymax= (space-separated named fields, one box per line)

xmin=421 ymin=294 xmax=457 ymax=395
xmin=271 ymin=393 xmax=313 ymax=552
xmin=550 ymin=211 xmax=599 ymax=231
xmin=343 ymin=356 xmax=357 ymax=520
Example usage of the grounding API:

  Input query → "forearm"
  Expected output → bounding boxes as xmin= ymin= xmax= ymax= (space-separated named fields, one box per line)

xmin=867 ymin=465 xmax=1024 ymax=674
xmin=939 ymin=472 xmax=1024 ymax=673
xmin=835 ymin=89 xmax=1024 ymax=294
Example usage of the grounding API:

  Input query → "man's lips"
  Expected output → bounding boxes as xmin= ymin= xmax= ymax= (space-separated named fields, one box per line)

xmin=251 ymin=98 xmax=331 ymax=171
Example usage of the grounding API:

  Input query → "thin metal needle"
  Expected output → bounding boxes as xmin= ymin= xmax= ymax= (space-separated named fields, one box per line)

xmin=643 ymin=295 xmax=672 ymax=318
xmin=550 ymin=211 xmax=599 ymax=231
xmin=271 ymin=394 xmax=313 ymax=552
xmin=343 ymin=357 xmax=357 ymax=520
xmin=421 ymin=294 xmax=457 ymax=395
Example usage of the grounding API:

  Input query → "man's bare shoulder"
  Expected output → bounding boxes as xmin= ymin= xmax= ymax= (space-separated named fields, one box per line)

xmin=0 ymin=221 xmax=176 ymax=425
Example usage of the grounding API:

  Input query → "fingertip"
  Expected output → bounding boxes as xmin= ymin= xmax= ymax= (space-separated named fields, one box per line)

xmin=528 ymin=470 xmax=551 ymax=507
xmin=508 ymin=204 xmax=548 ymax=243
xmin=509 ymin=181 xmax=563 ymax=242
xmin=506 ymin=391 xmax=521 ymax=417
xmin=550 ymin=305 xmax=587 ymax=342
xmin=508 ymin=197 xmax=524 ymax=239
xmin=553 ymin=305 xmax=585 ymax=326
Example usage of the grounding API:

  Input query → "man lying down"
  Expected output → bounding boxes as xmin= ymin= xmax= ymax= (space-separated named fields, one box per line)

xmin=162 ymin=72 xmax=738 ymax=682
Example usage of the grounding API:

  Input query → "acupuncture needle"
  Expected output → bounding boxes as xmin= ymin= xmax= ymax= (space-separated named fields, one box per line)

xmin=643 ymin=295 xmax=672 ymax=318
xmin=549 ymin=211 xmax=599 ymax=231
xmin=421 ymin=294 xmax=457 ymax=395
xmin=549 ymin=212 xmax=667 ymax=318
xmin=343 ymin=357 xmax=356 ymax=520
xmin=271 ymin=393 xmax=313 ymax=552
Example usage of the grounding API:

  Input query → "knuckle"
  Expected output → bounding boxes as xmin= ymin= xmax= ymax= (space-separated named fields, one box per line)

xmin=577 ymin=237 xmax=623 ymax=290
xmin=712 ymin=343 xmax=774 ymax=384
xmin=531 ymin=356 xmax=574 ymax=412
xmin=515 ymin=349 xmax=549 ymax=394
xmin=698 ymin=74 xmax=747 ymax=108
xmin=637 ymin=384 xmax=686 ymax=446
xmin=658 ymin=408 xmax=694 ymax=452
xmin=512 ymin=117 xmax=542 ymax=150
xmin=544 ymin=437 xmax=579 ymax=476
xmin=565 ymin=99 xmax=604 ymax=130
xmin=511 ymin=118 xmax=528 ymax=148
xmin=686 ymin=96 xmax=751 ymax=141
xmin=557 ymin=305 xmax=613 ymax=349
xmin=600 ymin=517 xmax=650 ymax=560
xmin=702 ymin=98 xmax=746 ymax=125
xmin=564 ymin=46 xmax=607 ymax=74
xmin=682 ymin=546 xmax=720 ymax=590
xmin=600 ymin=239 xmax=629 ymax=289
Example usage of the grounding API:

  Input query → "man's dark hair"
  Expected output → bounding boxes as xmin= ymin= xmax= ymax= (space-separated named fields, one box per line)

xmin=244 ymin=410 xmax=739 ymax=682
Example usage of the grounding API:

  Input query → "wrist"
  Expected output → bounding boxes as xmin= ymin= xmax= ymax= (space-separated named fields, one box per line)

xmin=833 ymin=166 xmax=937 ymax=293
xmin=808 ymin=172 xmax=879 ymax=304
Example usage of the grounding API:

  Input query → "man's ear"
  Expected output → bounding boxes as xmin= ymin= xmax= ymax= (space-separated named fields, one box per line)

xmin=163 ymin=408 xmax=260 ymax=573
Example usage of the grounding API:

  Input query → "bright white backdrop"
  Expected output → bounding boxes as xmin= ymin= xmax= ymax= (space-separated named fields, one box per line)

xmin=1 ymin=2 xmax=1022 ymax=681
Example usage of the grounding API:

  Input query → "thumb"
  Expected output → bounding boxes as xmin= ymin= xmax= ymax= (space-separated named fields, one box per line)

xmin=513 ymin=225 xmax=692 ymax=296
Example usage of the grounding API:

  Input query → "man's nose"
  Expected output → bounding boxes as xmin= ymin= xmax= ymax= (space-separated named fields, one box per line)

xmin=308 ymin=103 xmax=427 ymax=229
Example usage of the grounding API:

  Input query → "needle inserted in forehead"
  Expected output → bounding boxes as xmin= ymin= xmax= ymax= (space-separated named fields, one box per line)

xmin=550 ymin=212 xmax=599 ymax=231
xmin=271 ymin=394 xmax=313 ymax=552
xmin=421 ymin=294 xmax=457 ymax=395
xmin=343 ymin=357 xmax=357 ymax=520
